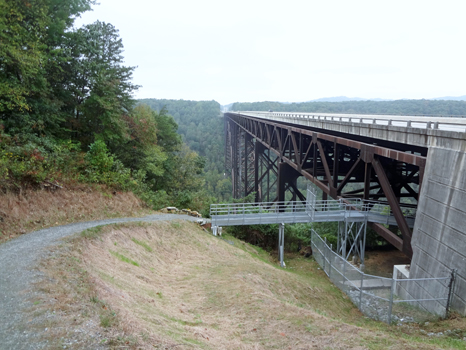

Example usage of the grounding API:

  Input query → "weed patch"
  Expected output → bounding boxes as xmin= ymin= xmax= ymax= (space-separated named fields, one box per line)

xmin=109 ymin=250 xmax=139 ymax=267
xmin=170 ymin=221 xmax=181 ymax=229
xmin=131 ymin=237 xmax=153 ymax=252
xmin=81 ymin=226 xmax=104 ymax=239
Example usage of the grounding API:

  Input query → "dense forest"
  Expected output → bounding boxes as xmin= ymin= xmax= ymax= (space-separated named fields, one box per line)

xmin=138 ymin=99 xmax=232 ymax=202
xmin=0 ymin=0 xmax=210 ymax=214
xmin=231 ymin=99 xmax=466 ymax=116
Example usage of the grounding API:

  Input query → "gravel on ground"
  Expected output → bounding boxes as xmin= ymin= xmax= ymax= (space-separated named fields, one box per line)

xmin=0 ymin=214 xmax=204 ymax=350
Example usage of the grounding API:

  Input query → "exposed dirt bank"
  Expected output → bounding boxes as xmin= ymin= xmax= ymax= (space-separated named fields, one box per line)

xmin=0 ymin=185 xmax=150 ymax=245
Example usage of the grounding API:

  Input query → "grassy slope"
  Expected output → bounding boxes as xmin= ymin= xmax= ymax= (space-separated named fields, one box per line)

xmin=35 ymin=221 xmax=466 ymax=349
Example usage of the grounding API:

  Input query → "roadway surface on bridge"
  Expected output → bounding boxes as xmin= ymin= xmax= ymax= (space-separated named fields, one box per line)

xmin=242 ymin=111 xmax=466 ymax=132
xmin=236 ymin=111 xmax=466 ymax=151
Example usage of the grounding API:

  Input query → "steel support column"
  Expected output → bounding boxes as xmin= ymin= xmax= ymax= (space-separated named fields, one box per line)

xmin=277 ymin=162 xmax=303 ymax=204
xmin=279 ymin=223 xmax=285 ymax=268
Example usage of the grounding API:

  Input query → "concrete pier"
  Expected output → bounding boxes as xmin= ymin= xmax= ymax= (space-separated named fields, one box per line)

xmin=410 ymin=146 xmax=466 ymax=315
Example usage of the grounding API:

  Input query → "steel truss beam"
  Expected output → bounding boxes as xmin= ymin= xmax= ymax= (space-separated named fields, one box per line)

xmin=337 ymin=219 xmax=368 ymax=268
xmin=225 ymin=113 xmax=427 ymax=258
xmin=225 ymin=120 xmax=256 ymax=198
xmin=226 ymin=118 xmax=304 ymax=204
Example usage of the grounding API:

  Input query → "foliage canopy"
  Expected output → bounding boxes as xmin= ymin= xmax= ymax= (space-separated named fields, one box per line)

xmin=0 ymin=1 xmax=210 ymax=212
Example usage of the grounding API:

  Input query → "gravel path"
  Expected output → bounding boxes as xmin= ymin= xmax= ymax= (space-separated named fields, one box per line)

xmin=0 ymin=214 xmax=204 ymax=349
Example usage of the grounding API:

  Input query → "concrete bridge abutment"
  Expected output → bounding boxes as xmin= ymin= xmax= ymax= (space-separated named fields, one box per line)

xmin=410 ymin=146 xmax=466 ymax=315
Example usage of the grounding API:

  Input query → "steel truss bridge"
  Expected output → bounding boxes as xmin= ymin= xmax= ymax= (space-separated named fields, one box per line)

xmin=223 ymin=111 xmax=429 ymax=258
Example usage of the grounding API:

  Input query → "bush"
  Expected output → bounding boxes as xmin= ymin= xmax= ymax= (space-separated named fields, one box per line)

xmin=79 ymin=140 xmax=134 ymax=189
xmin=0 ymin=128 xmax=212 ymax=216
xmin=0 ymin=127 xmax=88 ymax=188
xmin=82 ymin=140 xmax=115 ymax=184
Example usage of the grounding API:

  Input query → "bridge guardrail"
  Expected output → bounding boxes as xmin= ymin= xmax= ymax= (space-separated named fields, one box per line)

xmin=241 ymin=111 xmax=466 ymax=133
xmin=353 ymin=199 xmax=417 ymax=221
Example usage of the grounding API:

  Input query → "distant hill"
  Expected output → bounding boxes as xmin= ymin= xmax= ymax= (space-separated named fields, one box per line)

xmin=138 ymin=98 xmax=231 ymax=201
xmin=225 ymin=95 xmax=466 ymax=107
xmin=431 ymin=95 xmax=466 ymax=101
xmin=307 ymin=96 xmax=466 ymax=102
xmin=230 ymin=99 xmax=466 ymax=116
xmin=308 ymin=96 xmax=391 ymax=102
xmin=137 ymin=98 xmax=222 ymax=160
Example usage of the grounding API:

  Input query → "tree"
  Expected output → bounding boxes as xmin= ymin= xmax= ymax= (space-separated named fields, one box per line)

xmin=153 ymin=107 xmax=182 ymax=153
xmin=63 ymin=21 xmax=139 ymax=148
xmin=0 ymin=0 xmax=96 ymax=138
xmin=0 ymin=0 xmax=49 ymax=131
xmin=114 ymin=104 xmax=167 ymax=180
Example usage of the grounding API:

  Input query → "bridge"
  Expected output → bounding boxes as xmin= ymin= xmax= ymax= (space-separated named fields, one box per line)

xmin=222 ymin=110 xmax=466 ymax=316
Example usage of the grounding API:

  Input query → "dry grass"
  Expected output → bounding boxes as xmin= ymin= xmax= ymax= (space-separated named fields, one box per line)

xmin=29 ymin=242 xmax=137 ymax=349
xmin=0 ymin=185 xmax=151 ymax=244
xmin=34 ymin=221 xmax=466 ymax=349
xmin=363 ymin=250 xmax=412 ymax=278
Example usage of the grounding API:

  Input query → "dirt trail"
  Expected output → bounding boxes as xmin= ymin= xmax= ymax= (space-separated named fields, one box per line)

xmin=0 ymin=214 xmax=201 ymax=350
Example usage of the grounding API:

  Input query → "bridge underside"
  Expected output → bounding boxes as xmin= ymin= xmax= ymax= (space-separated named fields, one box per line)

xmin=225 ymin=113 xmax=428 ymax=258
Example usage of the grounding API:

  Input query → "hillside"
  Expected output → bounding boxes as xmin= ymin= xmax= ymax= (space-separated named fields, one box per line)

xmin=138 ymin=99 xmax=232 ymax=202
xmin=31 ymin=221 xmax=466 ymax=349
xmin=0 ymin=185 xmax=152 ymax=244
xmin=137 ymin=99 xmax=222 ymax=160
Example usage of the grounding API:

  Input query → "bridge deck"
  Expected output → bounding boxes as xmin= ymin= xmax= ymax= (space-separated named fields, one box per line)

xmin=242 ymin=111 xmax=466 ymax=133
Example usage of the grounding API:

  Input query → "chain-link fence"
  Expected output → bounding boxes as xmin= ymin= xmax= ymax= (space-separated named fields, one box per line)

xmin=311 ymin=230 xmax=455 ymax=324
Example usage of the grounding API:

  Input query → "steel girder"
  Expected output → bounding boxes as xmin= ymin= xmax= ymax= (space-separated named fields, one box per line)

xmin=225 ymin=118 xmax=304 ymax=205
xmin=225 ymin=120 xmax=255 ymax=198
xmin=225 ymin=113 xmax=427 ymax=258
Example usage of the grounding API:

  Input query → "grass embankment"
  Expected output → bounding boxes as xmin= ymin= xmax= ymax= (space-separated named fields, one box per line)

xmin=33 ymin=221 xmax=466 ymax=349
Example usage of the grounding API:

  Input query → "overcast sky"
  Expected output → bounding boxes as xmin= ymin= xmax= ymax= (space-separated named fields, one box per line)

xmin=75 ymin=0 xmax=466 ymax=105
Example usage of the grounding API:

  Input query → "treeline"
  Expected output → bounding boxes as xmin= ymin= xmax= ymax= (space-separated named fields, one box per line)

xmin=0 ymin=1 xmax=208 ymax=212
xmin=231 ymin=100 xmax=466 ymax=116
xmin=138 ymin=99 xmax=232 ymax=202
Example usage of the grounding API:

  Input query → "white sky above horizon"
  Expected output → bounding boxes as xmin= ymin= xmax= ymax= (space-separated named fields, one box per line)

xmin=74 ymin=0 xmax=466 ymax=106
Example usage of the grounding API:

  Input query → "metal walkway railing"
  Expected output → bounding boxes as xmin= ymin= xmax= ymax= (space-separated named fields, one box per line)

xmin=210 ymin=199 xmax=415 ymax=228
xmin=210 ymin=201 xmax=313 ymax=226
